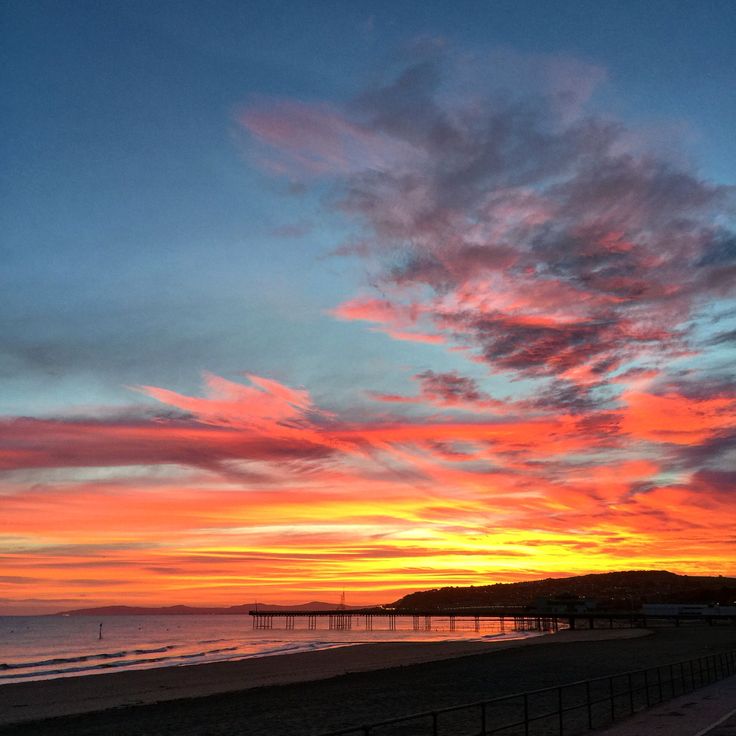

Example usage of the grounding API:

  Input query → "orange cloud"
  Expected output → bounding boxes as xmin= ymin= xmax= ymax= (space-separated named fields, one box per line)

xmin=2 ymin=371 xmax=734 ymax=610
xmin=621 ymin=390 xmax=736 ymax=444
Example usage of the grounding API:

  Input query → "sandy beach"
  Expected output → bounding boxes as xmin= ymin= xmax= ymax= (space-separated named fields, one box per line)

xmin=1 ymin=626 xmax=735 ymax=735
xmin=0 ymin=629 xmax=637 ymax=726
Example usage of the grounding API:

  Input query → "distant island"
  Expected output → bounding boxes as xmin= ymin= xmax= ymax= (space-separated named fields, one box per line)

xmin=57 ymin=601 xmax=362 ymax=616
xmin=57 ymin=570 xmax=736 ymax=615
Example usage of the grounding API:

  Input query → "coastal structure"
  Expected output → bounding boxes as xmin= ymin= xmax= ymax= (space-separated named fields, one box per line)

xmin=250 ymin=606 xmax=736 ymax=631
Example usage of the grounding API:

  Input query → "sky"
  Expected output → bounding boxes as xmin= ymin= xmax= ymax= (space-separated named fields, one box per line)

xmin=1 ymin=1 xmax=735 ymax=613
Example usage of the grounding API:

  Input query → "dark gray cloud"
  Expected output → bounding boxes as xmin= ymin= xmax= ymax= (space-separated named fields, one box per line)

xmin=670 ymin=428 xmax=736 ymax=472
xmin=414 ymin=370 xmax=485 ymax=403
xmin=708 ymin=328 xmax=736 ymax=346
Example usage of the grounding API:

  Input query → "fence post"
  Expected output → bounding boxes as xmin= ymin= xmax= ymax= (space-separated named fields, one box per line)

xmin=627 ymin=672 xmax=634 ymax=714
xmin=669 ymin=663 xmax=675 ymax=698
xmin=679 ymin=661 xmax=685 ymax=694
xmin=644 ymin=669 xmax=650 ymax=707
xmin=481 ymin=702 xmax=487 ymax=736
xmin=558 ymin=686 xmax=564 ymax=736
xmin=524 ymin=692 xmax=530 ymax=736
xmin=657 ymin=667 xmax=663 ymax=702
xmin=431 ymin=711 xmax=438 ymax=736
xmin=609 ymin=677 xmax=615 ymax=722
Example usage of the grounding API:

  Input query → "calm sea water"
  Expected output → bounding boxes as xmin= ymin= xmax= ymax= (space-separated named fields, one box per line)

xmin=0 ymin=615 xmax=544 ymax=684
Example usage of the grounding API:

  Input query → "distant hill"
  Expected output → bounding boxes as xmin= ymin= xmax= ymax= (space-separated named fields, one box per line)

xmin=56 ymin=571 xmax=736 ymax=615
xmin=57 ymin=601 xmax=362 ymax=616
xmin=392 ymin=571 xmax=736 ymax=610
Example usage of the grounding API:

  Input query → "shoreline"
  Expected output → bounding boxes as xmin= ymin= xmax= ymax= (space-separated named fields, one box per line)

xmin=0 ymin=628 xmax=645 ymax=726
xmin=0 ymin=627 xmax=542 ymax=686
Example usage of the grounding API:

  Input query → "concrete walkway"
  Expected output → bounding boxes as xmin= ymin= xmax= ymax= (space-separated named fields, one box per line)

xmin=597 ymin=675 xmax=736 ymax=736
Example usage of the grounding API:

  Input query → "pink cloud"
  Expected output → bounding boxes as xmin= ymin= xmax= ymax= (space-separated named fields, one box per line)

xmin=242 ymin=51 xmax=734 ymax=394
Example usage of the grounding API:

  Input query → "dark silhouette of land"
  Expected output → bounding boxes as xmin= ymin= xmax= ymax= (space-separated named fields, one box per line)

xmin=57 ymin=601 xmax=361 ymax=616
xmin=393 ymin=570 xmax=736 ymax=609
xmin=56 ymin=570 xmax=736 ymax=616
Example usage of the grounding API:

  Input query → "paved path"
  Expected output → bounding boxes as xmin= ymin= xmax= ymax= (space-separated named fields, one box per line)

xmin=698 ymin=709 xmax=736 ymax=736
xmin=597 ymin=675 xmax=736 ymax=736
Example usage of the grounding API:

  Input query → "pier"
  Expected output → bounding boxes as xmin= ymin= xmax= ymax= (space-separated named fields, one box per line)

xmin=251 ymin=608 xmax=561 ymax=632
xmin=250 ymin=608 xmax=736 ymax=631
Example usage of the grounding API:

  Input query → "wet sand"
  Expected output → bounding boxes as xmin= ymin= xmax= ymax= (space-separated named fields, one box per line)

xmin=1 ymin=626 xmax=734 ymax=735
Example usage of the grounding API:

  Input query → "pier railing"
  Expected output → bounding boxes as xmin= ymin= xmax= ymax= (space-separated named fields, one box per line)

xmin=317 ymin=649 xmax=736 ymax=736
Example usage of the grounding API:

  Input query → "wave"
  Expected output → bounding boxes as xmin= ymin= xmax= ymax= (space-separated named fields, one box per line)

xmin=0 ymin=645 xmax=237 ymax=681
xmin=0 ymin=640 xmax=361 ymax=683
xmin=0 ymin=645 xmax=179 ymax=671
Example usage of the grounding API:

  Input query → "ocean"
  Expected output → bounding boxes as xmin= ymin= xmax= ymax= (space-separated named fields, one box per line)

xmin=0 ymin=614 xmax=544 ymax=684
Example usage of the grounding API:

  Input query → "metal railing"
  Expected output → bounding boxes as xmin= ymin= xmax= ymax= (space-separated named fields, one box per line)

xmin=318 ymin=649 xmax=736 ymax=736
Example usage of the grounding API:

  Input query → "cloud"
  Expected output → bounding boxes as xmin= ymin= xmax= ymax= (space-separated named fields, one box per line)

xmin=3 ymin=46 xmax=735 ymax=610
xmin=708 ymin=327 xmax=736 ymax=346
xmin=2 ymin=368 xmax=735 ymax=606
xmin=224 ymin=47 xmax=736 ymax=601
xmin=413 ymin=370 xmax=485 ymax=403
xmin=134 ymin=372 xmax=355 ymax=454
xmin=620 ymin=387 xmax=736 ymax=445
xmin=331 ymin=296 xmax=445 ymax=344
xmin=137 ymin=372 xmax=314 ymax=427
xmin=370 ymin=370 xmax=506 ymax=413
xmin=240 ymin=49 xmax=735 ymax=388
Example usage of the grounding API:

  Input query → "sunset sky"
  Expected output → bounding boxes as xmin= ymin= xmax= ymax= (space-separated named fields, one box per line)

xmin=2 ymin=1 xmax=735 ymax=613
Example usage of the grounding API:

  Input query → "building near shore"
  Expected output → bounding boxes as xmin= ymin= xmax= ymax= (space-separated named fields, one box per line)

xmin=534 ymin=597 xmax=597 ymax=614
xmin=642 ymin=604 xmax=736 ymax=616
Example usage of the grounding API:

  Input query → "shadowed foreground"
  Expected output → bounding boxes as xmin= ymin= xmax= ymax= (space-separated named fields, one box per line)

xmin=1 ymin=628 xmax=735 ymax=736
